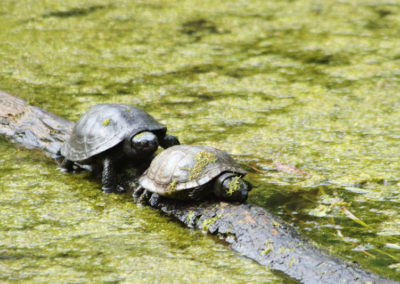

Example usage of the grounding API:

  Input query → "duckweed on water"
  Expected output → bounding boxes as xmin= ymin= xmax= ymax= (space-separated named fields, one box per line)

xmin=0 ymin=139 xmax=280 ymax=283
xmin=1 ymin=0 xmax=400 ymax=281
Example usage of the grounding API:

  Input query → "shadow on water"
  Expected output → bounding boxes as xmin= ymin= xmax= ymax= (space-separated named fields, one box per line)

xmin=180 ymin=18 xmax=227 ymax=42
xmin=180 ymin=19 xmax=219 ymax=36
xmin=41 ymin=5 xmax=108 ymax=19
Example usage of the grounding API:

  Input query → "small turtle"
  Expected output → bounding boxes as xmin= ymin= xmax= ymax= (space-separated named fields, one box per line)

xmin=59 ymin=104 xmax=179 ymax=193
xmin=133 ymin=145 xmax=252 ymax=205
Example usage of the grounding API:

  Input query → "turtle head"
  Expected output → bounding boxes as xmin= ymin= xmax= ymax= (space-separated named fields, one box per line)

xmin=213 ymin=172 xmax=252 ymax=202
xmin=123 ymin=131 xmax=159 ymax=159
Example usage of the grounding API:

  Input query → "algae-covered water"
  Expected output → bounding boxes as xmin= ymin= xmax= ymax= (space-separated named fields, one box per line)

xmin=1 ymin=0 xmax=400 ymax=282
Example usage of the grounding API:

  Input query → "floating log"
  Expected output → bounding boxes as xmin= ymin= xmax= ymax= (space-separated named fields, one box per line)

xmin=0 ymin=90 xmax=396 ymax=284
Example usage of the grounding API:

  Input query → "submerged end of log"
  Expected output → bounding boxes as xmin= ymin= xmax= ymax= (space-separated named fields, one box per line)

xmin=0 ymin=90 xmax=396 ymax=284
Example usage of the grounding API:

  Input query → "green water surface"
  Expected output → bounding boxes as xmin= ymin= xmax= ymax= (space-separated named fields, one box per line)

xmin=1 ymin=0 xmax=400 ymax=282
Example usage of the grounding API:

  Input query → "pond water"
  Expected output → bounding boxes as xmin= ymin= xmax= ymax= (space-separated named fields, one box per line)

xmin=1 ymin=0 xmax=400 ymax=282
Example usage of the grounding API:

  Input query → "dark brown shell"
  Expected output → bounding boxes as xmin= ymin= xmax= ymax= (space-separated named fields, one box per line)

xmin=139 ymin=145 xmax=246 ymax=197
xmin=60 ymin=104 xmax=166 ymax=161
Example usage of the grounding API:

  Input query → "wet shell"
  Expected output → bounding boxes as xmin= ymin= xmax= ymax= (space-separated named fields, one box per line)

xmin=60 ymin=104 xmax=166 ymax=161
xmin=139 ymin=145 xmax=246 ymax=197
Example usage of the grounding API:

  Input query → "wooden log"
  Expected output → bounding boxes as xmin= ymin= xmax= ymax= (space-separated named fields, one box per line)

xmin=0 ymin=90 xmax=396 ymax=284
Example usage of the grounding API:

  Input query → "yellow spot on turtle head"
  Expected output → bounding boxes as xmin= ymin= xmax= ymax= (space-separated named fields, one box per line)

xmin=102 ymin=118 xmax=111 ymax=126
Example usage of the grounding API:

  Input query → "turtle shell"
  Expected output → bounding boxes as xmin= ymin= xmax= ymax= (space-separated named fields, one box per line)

xmin=60 ymin=104 xmax=166 ymax=161
xmin=139 ymin=145 xmax=246 ymax=197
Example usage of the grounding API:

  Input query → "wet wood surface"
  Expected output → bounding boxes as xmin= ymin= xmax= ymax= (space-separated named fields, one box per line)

xmin=0 ymin=90 xmax=396 ymax=284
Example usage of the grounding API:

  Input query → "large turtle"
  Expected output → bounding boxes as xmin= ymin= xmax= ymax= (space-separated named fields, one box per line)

xmin=59 ymin=104 xmax=179 ymax=193
xmin=133 ymin=145 xmax=252 ymax=205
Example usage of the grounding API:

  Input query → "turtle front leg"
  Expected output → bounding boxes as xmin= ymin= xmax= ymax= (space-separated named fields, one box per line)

xmin=132 ymin=185 xmax=145 ymax=200
xmin=159 ymin=134 xmax=180 ymax=148
xmin=101 ymin=157 xmax=124 ymax=193
xmin=60 ymin=159 xmax=74 ymax=172
xmin=133 ymin=186 xmax=162 ymax=206
xmin=133 ymin=185 xmax=152 ymax=205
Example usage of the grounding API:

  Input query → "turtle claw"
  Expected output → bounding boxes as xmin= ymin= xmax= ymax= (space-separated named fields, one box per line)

xmin=133 ymin=187 xmax=160 ymax=206
xmin=101 ymin=184 xmax=125 ymax=193
xmin=133 ymin=185 xmax=145 ymax=199
xmin=102 ymin=186 xmax=114 ymax=194
xmin=115 ymin=185 xmax=126 ymax=193
xmin=133 ymin=186 xmax=151 ymax=205
xmin=137 ymin=190 xmax=152 ymax=205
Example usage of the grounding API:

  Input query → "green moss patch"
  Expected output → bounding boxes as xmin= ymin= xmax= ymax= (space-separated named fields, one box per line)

xmin=102 ymin=118 xmax=111 ymax=126
xmin=227 ymin=176 xmax=241 ymax=195
xmin=201 ymin=215 xmax=221 ymax=232
xmin=188 ymin=150 xmax=217 ymax=180
xmin=168 ymin=179 xmax=178 ymax=192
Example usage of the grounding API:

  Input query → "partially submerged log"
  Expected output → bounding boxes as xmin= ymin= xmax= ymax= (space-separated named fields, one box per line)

xmin=0 ymin=90 xmax=396 ymax=284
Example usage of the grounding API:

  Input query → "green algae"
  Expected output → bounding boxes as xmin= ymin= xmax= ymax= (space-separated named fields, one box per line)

xmin=262 ymin=240 xmax=274 ymax=256
xmin=167 ymin=179 xmax=178 ymax=192
xmin=201 ymin=215 xmax=221 ymax=232
xmin=0 ymin=139 xmax=280 ymax=283
xmin=188 ymin=150 xmax=217 ymax=181
xmin=227 ymin=176 xmax=241 ymax=196
xmin=1 ymin=0 xmax=400 ymax=281
xmin=288 ymin=257 xmax=296 ymax=267
xmin=102 ymin=118 xmax=111 ymax=126
xmin=186 ymin=211 xmax=196 ymax=224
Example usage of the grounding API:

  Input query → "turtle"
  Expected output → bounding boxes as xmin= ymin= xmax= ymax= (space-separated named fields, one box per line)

xmin=133 ymin=145 xmax=252 ymax=205
xmin=59 ymin=103 xmax=180 ymax=193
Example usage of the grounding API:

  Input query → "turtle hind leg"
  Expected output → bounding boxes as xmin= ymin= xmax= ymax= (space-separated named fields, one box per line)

xmin=60 ymin=159 xmax=74 ymax=172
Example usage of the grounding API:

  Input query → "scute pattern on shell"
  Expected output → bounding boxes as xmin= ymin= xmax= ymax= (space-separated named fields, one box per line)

xmin=61 ymin=104 xmax=166 ymax=161
xmin=139 ymin=145 xmax=246 ymax=197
